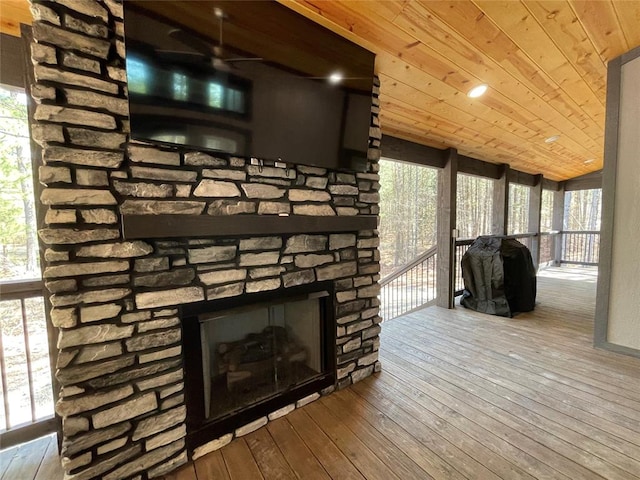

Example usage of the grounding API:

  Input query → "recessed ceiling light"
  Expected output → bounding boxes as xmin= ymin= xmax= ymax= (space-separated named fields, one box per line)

xmin=584 ymin=158 xmax=595 ymax=164
xmin=545 ymin=135 xmax=560 ymax=144
xmin=467 ymin=84 xmax=488 ymax=98
xmin=328 ymin=72 xmax=343 ymax=85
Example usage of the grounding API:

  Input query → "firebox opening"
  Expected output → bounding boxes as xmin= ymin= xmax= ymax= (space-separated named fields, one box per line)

xmin=200 ymin=292 xmax=326 ymax=421
xmin=180 ymin=282 xmax=336 ymax=451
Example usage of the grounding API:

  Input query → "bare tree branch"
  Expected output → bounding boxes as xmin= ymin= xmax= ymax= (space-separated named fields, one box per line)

xmin=0 ymin=129 xmax=29 ymax=139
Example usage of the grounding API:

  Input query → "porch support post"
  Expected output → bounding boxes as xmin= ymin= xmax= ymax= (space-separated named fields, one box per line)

xmin=492 ymin=164 xmax=510 ymax=235
xmin=437 ymin=148 xmax=458 ymax=309
xmin=528 ymin=174 xmax=543 ymax=269
xmin=552 ymin=185 xmax=566 ymax=265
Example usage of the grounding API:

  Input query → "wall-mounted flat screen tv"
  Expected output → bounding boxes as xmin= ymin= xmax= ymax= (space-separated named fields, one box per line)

xmin=123 ymin=1 xmax=375 ymax=171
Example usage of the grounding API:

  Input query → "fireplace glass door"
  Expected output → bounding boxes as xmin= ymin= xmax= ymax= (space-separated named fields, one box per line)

xmin=199 ymin=293 xmax=325 ymax=421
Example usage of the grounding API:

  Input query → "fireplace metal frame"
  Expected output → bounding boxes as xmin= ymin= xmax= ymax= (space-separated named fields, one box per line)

xmin=180 ymin=281 xmax=336 ymax=453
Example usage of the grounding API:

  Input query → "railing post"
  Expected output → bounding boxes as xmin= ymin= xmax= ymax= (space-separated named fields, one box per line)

xmin=437 ymin=148 xmax=458 ymax=309
xmin=552 ymin=185 xmax=565 ymax=265
xmin=492 ymin=164 xmax=510 ymax=235
xmin=528 ymin=174 xmax=543 ymax=269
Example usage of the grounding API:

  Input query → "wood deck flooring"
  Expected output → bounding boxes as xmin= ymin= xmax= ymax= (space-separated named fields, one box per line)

xmin=0 ymin=433 xmax=63 ymax=480
xmin=4 ymin=267 xmax=640 ymax=480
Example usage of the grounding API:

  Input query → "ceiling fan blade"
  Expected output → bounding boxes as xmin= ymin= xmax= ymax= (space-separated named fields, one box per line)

xmin=168 ymin=28 xmax=213 ymax=57
xmin=225 ymin=57 xmax=264 ymax=63
xmin=156 ymin=49 xmax=204 ymax=57
xmin=212 ymin=57 xmax=234 ymax=72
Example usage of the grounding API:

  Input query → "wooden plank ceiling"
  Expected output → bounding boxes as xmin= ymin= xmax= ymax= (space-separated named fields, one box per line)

xmin=283 ymin=0 xmax=640 ymax=181
xmin=3 ymin=1 xmax=639 ymax=181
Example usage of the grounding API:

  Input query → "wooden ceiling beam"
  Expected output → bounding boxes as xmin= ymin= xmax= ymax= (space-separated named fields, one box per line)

xmin=381 ymin=135 xmax=447 ymax=169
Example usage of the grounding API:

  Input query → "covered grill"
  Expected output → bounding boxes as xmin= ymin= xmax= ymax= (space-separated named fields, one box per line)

xmin=461 ymin=236 xmax=536 ymax=317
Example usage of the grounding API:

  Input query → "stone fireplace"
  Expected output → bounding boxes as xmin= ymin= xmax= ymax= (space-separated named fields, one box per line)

xmin=181 ymin=281 xmax=337 ymax=452
xmin=26 ymin=0 xmax=382 ymax=479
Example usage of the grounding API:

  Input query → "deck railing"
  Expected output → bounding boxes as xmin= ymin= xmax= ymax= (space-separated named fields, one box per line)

xmin=539 ymin=231 xmax=559 ymax=265
xmin=0 ymin=279 xmax=56 ymax=446
xmin=380 ymin=246 xmax=437 ymax=321
xmin=454 ymin=239 xmax=473 ymax=294
xmin=561 ymin=230 xmax=600 ymax=265
xmin=453 ymin=231 xmax=599 ymax=296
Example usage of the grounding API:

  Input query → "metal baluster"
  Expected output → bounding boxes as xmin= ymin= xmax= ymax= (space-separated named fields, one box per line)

xmin=408 ymin=268 xmax=410 ymax=312
xmin=577 ymin=234 xmax=581 ymax=262
xmin=570 ymin=234 xmax=574 ymax=261
xmin=393 ymin=278 xmax=397 ymax=319
xmin=20 ymin=298 xmax=37 ymax=422
xmin=389 ymin=280 xmax=392 ymax=320
xmin=414 ymin=266 xmax=417 ymax=310
xmin=384 ymin=285 xmax=388 ymax=321
xmin=384 ymin=284 xmax=387 ymax=321
xmin=415 ymin=265 xmax=418 ymax=307
xmin=420 ymin=262 xmax=424 ymax=305
xmin=416 ymin=265 xmax=420 ymax=307
xmin=392 ymin=278 xmax=396 ymax=320
xmin=430 ymin=256 xmax=434 ymax=301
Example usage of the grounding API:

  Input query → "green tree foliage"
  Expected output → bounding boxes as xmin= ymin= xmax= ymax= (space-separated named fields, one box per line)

xmin=378 ymin=159 xmax=438 ymax=277
xmin=0 ymin=86 xmax=39 ymax=279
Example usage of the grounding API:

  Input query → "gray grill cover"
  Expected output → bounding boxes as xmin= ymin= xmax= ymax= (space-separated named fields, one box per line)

xmin=461 ymin=236 xmax=536 ymax=317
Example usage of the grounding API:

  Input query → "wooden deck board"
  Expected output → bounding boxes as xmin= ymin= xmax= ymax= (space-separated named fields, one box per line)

xmin=285 ymin=408 xmax=366 ymax=480
xmin=266 ymin=416 xmax=330 ymax=480
xmin=244 ymin=427 xmax=297 ymax=480
xmin=6 ymin=267 xmax=640 ymax=480
xmin=0 ymin=435 xmax=51 ymax=480
xmin=33 ymin=437 xmax=65 ymax=480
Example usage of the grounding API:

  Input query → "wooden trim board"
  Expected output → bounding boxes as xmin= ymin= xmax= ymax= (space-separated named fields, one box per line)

xmin=595 ymin=45 xmax=640 ymax=354
xmin=122 ymin=214 xmax=378 ymax=239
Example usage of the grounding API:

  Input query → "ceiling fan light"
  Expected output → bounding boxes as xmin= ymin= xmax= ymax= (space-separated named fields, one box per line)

xmin=467 ymin=84 xmax=488 ymax=98
xmin=545 ymin=135 xmax=560 ymax=144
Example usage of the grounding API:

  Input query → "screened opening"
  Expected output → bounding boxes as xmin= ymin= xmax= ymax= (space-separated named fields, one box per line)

xmin=564 ymin=189 xmax=602 ymax=231
xmin=378 ymin=158 xmax=438 ymax=278
xmin=508 ymin=183 xmax=531 ymax=235
xmin=541 ymin=189 xmax=554 ymax=232
xmin=457 ymin=173 xmax=494 ymax=239
xmin=0 ymin=85 xmax=54 ymax=432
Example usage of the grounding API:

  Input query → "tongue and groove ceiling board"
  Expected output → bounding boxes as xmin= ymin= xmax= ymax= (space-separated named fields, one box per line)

xmin=282 ymin=0 xmax=640 ymax=181
xmin=3 ymin=1 xmax=639 ymax=181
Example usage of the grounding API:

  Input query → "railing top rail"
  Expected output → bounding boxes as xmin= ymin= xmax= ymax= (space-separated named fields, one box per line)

xmin=561 ymin=230 xmax=601 ymax=235
xmin=455 ymin=232 xmax=538 ymax=246
xmin=455 ymin=239 xmax=475 ymax=246
xmin=380 ymin=245 xmax=437 ymax=287
xmin=0 ymin=278 xmax=44 ymax=301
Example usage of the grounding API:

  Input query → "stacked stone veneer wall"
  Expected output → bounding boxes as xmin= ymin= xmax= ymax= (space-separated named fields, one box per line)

xmin=27 ymin=1 xmax=382 ymax=479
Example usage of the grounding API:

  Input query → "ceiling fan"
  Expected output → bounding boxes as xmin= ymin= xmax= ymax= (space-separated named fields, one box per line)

xmin=165 ymin=7 xmax=262 ymax=71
